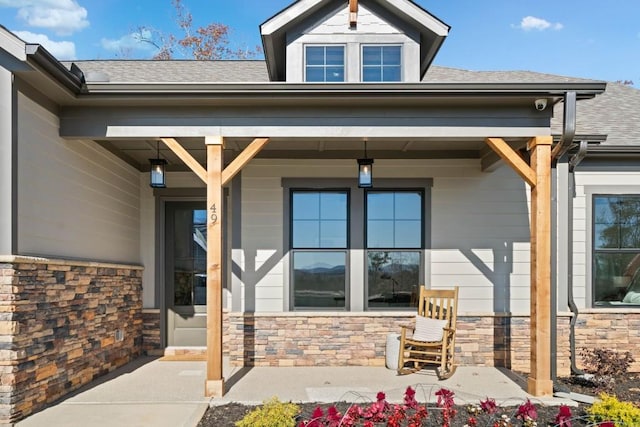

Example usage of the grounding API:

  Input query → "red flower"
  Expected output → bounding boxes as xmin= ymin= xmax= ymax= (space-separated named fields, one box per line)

xmin=435 ymin=388 xmax=456 ymax=408
xmin=554 ymin=404 xmax=572 ymax=427
xmin=404 ymin=386 xmax=419 ymax=409
xmin=480 ymin=397 xmax=498 ymax=414
xmin=467 ymin=416 xmax=478 ymax=426
xmin=515 ymin=399 xmax=538 ymax=421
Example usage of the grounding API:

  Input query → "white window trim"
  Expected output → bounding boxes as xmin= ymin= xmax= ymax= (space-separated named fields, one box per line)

xmin=360 ymin=44 xmax=403 ymax=83
xmin=303 ymin=44 xmax=347 ymax=83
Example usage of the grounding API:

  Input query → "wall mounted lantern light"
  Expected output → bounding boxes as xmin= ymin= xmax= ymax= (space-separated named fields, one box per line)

xmin=357 ymin=139 xmax=374 ymax=188
xmin=149 ymin=141 xmax=167 ymax=188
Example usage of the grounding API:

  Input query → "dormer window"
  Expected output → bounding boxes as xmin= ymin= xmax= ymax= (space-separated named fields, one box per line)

xmin=362 ymin=45 xmax=402 ymax=82
xmin=305 ymin=45 xmax=345 ymax=82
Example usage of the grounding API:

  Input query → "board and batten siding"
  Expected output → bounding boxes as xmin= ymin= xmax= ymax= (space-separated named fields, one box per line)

xmin=573 ymin=170 xmax=640 ymax=308
xmin=241 ymin=158 xmax=532 ymax=314
xmin=16 ymin=93 xmax=140 ymax=263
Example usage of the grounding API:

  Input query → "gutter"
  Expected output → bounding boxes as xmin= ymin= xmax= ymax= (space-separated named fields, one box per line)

xmin=24 ymin=44 xmax=84 ymax=94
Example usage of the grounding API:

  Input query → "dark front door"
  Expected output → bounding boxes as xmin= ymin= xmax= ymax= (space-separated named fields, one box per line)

xmin=165 ymin=201 xmax=207 ymax=346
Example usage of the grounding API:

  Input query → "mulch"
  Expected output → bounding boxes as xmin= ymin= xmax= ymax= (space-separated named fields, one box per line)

xmin=197 ymin=373 xmax=640 ymax=426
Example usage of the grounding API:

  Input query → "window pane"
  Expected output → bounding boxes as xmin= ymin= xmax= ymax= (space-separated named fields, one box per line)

xmin=320 ymin=192 xmax=347 ymax=220
xmin=595 ymin=223 xmax=620 ymax=249
xmin=368 ymin=193 xmax=393 ymax=220
xmin=363 ymin=46 xmax=381 ymax=66
xmin=594 ymin=252 xmax=640 ymax=305
xmin=368 ymin=220 xmax=394 ymax=248
xmin=293 ymin=220 xmax=320 ymax=248
xmin=306 ymin=47 xmax=325 ymax=66
xmin=320 ymin=220 xmax=347 ymax=248
xmin=325 ymin=46 xmax=344 ymax=65
xmin=395 ymin=220 xmax=422 ymax=248
xmin=382 ymin=66 xmax=401 ymax=82
xmin=382 ymin=46 xmax=401 ymax=65
xmin=293 ymin=251 xmax=346 ymax=308
xmin=306 ymin=67 xmax=324 ymax=82
xmin=367 ymin=251 xmax=420 ymax=308
xmin=362 ymin=67 xmax=382 ymax=82
xmin=325 ymin=67 xmax=344 ymax=82
xmin=293 ymin=193 xmax=319 ymax=220
xmin=395 ymin=192 xmax=421 ymax=220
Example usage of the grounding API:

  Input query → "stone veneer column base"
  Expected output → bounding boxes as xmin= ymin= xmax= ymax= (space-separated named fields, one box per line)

xmin=0 ymin=256 xmax=143 ymax=424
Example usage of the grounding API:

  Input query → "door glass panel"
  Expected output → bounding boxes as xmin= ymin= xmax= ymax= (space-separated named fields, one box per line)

xmin=173 ymin=208 xmax=207 ymax=306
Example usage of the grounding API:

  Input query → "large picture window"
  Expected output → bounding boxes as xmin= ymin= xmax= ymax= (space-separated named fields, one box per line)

xmin=305 ymin=46 xmax=345 ymax=82
xmin=593 ymin=195 xmax=640 ymax=306
xmin=366 ymin=190 xmax=423 ymax=308
xmin=291 ymin=190 xmax=348 ymax=309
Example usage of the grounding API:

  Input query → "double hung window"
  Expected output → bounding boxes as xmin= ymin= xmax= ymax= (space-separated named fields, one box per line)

xmin=290 ymin=190 xmax=349 ymax=309
xmin=593 ymin=195 xmax=640 ymax=306
xmin=366 ymin=190 xmax=423 ymax=308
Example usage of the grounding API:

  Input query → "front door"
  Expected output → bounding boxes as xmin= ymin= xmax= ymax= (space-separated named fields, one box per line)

xmin=166 ymin=202 xmax=207 ymax=346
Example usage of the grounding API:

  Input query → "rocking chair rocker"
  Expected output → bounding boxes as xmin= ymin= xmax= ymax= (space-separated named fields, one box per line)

xmin=397 ymin=286 xmax=459 ymax=379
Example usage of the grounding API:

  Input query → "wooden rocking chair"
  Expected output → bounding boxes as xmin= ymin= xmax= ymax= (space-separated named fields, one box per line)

xmin=397 ymin=286 xmax=459 ymax=379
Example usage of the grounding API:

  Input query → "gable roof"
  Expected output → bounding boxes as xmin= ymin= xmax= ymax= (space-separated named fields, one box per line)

xmin=260 ymin=0 xmax=449 ymax=81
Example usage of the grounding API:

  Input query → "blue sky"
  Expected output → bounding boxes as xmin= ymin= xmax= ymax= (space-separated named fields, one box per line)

xmin=0 ymin=0 xmax=638 ymax=85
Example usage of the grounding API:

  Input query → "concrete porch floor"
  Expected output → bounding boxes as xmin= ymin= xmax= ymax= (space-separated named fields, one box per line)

xmin=16 ymin=356 xmax=574 ymax=427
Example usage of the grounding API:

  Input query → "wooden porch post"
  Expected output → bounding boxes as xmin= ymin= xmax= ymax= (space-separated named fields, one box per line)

xmin=485 ymin=136 xmax=553 ymax=396
xmin=527 ymin=135 xmax=553 ymax=396
xmin=205 ymin=136 xmax=224 ymax=397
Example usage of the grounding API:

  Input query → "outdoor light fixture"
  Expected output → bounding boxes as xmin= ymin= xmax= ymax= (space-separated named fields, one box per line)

xmin=149 ymin=141 xmax=167 ymax=188
xmin=357 ymin=139 xmax=374 ymax=188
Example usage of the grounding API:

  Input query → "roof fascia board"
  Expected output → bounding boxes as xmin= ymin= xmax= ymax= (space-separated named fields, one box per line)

xmin=82 ymin=82 xmax=607 ymax=97
xmin=261 ymin=0 xmax=323 ymax=36
xmin=384 ymin=0 xmax=450 ymax=36
xmin=0 ymin=26 xmax=27 ymax=62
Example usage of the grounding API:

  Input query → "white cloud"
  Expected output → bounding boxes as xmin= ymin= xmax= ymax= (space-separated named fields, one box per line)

xmin=12 ymin=30 xmax=76 ymax=59
xmin=101 ymin=30 xmax=156 ymax=54
xmin=0 ymin=0 xmax=89 ymax=36
xmin=514 ymin=16 xmax=564 ymax=32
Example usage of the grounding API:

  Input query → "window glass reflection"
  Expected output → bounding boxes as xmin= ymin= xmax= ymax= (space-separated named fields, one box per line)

xmin=367 ymin=251 xmax=420 ymax=308
xmin=293 ymin=252 xmax=346 ymax=309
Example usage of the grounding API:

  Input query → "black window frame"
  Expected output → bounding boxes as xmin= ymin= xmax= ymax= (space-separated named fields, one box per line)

xmin=592 ymin=193 xmax=640 ymax=307
xmin=364 ymin=188 xmax=425 ymax=310
xmin=289 ymin=189 xmax=351 ymax=310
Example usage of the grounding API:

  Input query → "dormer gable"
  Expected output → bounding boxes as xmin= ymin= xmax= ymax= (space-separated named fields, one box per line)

xmin=260 ymin=0 xmax=449 ymax=82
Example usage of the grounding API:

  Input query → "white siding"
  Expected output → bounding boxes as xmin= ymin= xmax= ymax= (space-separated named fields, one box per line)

xmin=241 ymin=159 xmax=532 ymax=314
xmin=17 ymin=93 xmax=141 ymax=263
xmin=572 ymin=171 xmax=640 ymax=308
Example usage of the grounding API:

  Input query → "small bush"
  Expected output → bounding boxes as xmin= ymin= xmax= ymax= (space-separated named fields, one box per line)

xmin=587 ymin=393 xmax=640 ymax=427
xmin=580 ymin=348 xmax=635 ymax=378
xmin=235 ymin=397 xmax=299 ymax=427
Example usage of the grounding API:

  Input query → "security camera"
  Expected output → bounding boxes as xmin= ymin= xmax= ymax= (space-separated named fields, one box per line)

xmin=535 ymin=98 xmax=548 ymax=111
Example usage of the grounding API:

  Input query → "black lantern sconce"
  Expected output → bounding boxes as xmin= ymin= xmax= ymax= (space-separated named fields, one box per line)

xmin=149 ymin=141 xmax=167 ymax=188
xmin=357 ymin=139 xmax=374 ymax=188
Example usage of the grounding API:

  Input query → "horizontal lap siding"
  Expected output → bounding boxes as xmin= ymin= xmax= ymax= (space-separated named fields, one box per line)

xmin=17 ymin=94 xmax=140 ymax=263
xmin=432 ymin=163 xmax=531 ymax=313
xmin=242 ymin=159 xmax=532 ymax=314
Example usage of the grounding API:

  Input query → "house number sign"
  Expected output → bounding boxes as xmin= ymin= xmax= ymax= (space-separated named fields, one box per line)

xmin=210 ymin=204 xmax=218 ymax=224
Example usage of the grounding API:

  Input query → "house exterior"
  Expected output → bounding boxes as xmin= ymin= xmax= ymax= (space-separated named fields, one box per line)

xmin=1 ymin=0 xmax=639 ymax=422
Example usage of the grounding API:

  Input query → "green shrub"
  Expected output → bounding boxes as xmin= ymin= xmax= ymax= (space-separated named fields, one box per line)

xmin=235 ymin=397 xmax=300 ymax=427
xmin=587 ymin=393 xmax=640 ymax=427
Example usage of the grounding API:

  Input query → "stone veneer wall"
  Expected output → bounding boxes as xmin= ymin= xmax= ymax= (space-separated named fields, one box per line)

xmin=142 ymin=309 xmax=162 ymax=356
xmin=0 ymin=256 xmax=143 ymax=424
xmin=225 ymin=312 xmax=640 ymax=375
